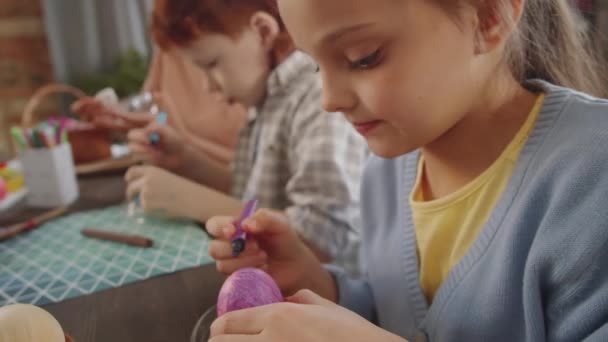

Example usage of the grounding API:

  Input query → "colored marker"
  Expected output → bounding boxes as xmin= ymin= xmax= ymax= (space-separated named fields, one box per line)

xmin=31 ymin=129 xmax=44 ymax=148
xmin=44 ymin=127 xmax=56 ymax=148
xmin=37 ymin=129 xmax=50 ymax=148
xmin=231 ymin=199 xmax=258 ymax=257
xmin=10 ymin=127 xmax=27 ymax=150
xmin=23 ymin=129 xmax=34 ymax=148
xmin=149 ymin=111 xmax=168 ymax=146
xmin=54 ymin=123 xmax=61 ymax=145
xmin=0 ymin=207 xmax=68 ymax=242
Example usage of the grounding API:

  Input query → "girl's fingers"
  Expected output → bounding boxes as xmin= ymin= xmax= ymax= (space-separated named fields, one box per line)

xmin=209 ymin=239 xmax=261 ymax=260
xmin=215 ymin=253 xmax=268 ymax=275
xmin=206 ymin=216 xmax=237 ymax=239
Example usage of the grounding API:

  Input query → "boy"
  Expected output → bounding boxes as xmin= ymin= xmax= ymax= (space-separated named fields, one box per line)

xmin=125 ymin=0 xmax=367 ymax=268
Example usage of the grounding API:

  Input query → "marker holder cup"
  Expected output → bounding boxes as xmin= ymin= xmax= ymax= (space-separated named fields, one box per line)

xmin=20 ymin=143 xmax=79 ymax=208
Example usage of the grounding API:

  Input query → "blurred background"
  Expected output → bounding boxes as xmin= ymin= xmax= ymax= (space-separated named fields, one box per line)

xmin=0 ymin=0 xmax=607 ymax=160
xmin=0 ymin=0 xmax=154 ymax=160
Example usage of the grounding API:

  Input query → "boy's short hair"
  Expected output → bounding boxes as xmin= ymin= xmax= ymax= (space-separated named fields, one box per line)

xmin=151 ymin=0 xmax=291 ymax=51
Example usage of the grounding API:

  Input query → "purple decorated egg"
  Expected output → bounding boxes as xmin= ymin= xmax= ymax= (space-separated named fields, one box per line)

xmin=217 ymin=268 xmax=283 ymax=317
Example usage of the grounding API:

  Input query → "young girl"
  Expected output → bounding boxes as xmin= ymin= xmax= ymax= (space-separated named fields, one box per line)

xmin=205 ymin=0 xmax=608 ymax=341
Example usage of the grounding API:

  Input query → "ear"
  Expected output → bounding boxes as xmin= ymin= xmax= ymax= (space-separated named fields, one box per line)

xmin=474 ymin=0 xmax=526 ymax=54
xmin=249 ymin=11 xmax=280 ymax=51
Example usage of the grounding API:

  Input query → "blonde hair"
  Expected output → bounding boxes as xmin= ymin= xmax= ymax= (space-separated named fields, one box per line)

xmin=451 ymin=0 xmax=607 ymax=97
xmin=507 ymin=0 xmax=606 ymax=97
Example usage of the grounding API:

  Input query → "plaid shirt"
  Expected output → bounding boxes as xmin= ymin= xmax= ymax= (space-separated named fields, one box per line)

xmin=231 ymin=52 xmax=367 ymax=271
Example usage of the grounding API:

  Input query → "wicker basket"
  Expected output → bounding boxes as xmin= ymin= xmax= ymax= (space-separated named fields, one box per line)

xmin=21 ymin=83 xmax=113 ymax=164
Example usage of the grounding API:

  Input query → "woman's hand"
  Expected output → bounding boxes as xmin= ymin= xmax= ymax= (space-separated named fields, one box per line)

xmin=71 ymin=97 xmax=153 ymax=132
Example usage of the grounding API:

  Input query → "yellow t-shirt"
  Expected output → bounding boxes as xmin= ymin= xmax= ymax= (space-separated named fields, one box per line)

xmin=410 ymin=94 xmax=545 ymax=302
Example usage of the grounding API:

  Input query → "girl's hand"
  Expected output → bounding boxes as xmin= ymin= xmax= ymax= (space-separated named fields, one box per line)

xmin=209 ymin=289 xmax=407 ymax=342
xmin=206 ymin=210 xmax=337 ymax=299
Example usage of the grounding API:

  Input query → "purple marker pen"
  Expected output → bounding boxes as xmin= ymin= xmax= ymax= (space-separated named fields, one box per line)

xmin=231 ymin=199 xmax=258 ymax=257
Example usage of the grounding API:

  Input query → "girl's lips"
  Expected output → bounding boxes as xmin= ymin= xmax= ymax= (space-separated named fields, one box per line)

xmin=353 ymin=120 xmax=381 ymax=135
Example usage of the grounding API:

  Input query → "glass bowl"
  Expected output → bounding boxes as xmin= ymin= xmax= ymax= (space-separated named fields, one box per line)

xmin=190 ymin=305 xmax=217 ymax=342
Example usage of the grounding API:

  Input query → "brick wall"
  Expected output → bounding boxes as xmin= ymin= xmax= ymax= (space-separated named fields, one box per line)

xmin=0 ymin=0 xmax=55 ymax=159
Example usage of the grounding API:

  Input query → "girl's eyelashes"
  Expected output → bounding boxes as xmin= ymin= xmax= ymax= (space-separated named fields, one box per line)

xmin=312 ymin=47 xmax=383 ymax=73
xmin=205 ymin=59 xmax=219 ymax=68
xmin=349 ymin=48 xmax=383 ymax=70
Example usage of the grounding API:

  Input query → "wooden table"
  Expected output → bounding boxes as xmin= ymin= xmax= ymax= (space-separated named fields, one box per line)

xmin=0 ymin=173 xmax=225 ymax=342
